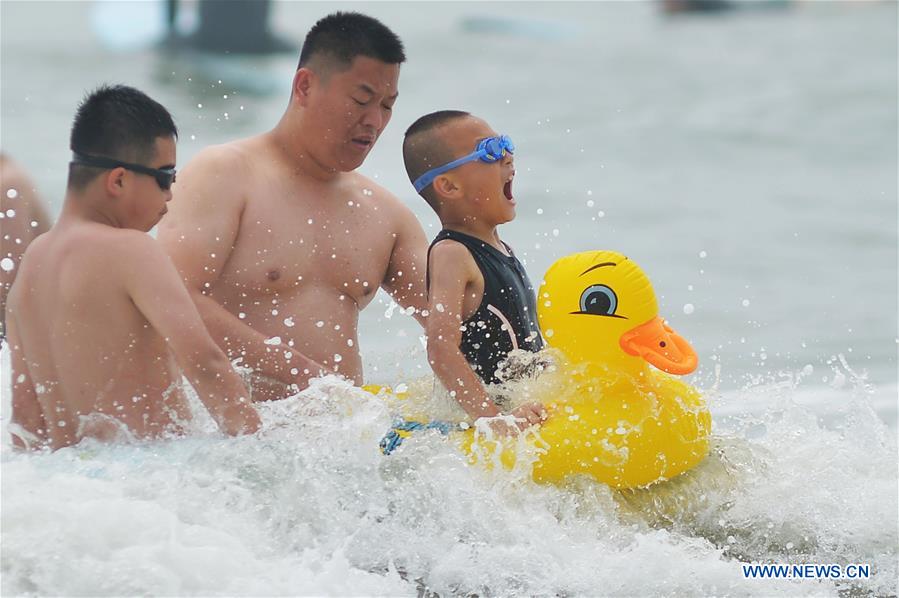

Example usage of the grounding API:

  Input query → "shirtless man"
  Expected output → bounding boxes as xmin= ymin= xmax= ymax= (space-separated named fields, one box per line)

xmin=6 ymin=85 xmax=261 ymax=450
xmin=159 ymin=12 xmax=428 ymax=399
xmin=0 ymin=154 xmax=52 ymax=342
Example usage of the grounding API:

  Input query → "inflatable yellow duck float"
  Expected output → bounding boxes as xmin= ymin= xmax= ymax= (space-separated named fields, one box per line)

xmin=378 ymin=250 xmax=711 ymax=490
xmin=526 ymin=250 xmax=710 ymax=488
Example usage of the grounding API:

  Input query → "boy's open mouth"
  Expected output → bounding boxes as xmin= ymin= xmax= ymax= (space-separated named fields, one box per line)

xmin=503 ymin=178 xmax=514 ymax=201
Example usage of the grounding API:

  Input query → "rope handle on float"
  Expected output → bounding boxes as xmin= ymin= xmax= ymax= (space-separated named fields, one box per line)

xmin=379 ymin=417 xmax=458 ymax=455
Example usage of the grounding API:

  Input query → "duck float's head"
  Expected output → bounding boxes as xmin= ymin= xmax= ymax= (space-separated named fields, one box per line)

xmin=537 ymin=250 xmax=698 ymax=379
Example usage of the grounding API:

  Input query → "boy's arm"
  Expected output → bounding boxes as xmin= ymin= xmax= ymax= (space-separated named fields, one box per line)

xmin=122 ymin=233 xmax=261 ymax=436
xmin=427 ymin=241 xmax=547 ymax=432
xmin=381 ymin=197 xmax=429 ymax=327
xmin=425 ymin=241 xmax=499 ymax=420
xmin=6 ymin=313 xmax=48 ymax=449
xmin=157 ymin=147 xmax=323 ymax=389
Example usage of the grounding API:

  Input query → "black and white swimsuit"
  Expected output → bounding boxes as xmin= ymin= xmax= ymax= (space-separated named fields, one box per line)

xmin=426 ymin=229 xmax=544 ymax=384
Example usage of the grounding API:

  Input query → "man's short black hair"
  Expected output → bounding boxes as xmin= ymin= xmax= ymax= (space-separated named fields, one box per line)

xmin=402 ymin=110 xmax=471 ymax=210
xmin=68 ymin=84 xmax=178 ymax=190
xmin=297 ymin=12 xmax=405 ymax=73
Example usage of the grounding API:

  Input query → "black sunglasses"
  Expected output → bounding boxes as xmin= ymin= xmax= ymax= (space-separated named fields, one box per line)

xmin=71 ymin=152 xmax=177 ymax=190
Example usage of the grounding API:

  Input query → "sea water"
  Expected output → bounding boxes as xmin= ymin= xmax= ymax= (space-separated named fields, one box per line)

xmin=2 ymin=352 xmax=896 ymax=596
xmin=1 ymin=1 xmax=896 ymax=595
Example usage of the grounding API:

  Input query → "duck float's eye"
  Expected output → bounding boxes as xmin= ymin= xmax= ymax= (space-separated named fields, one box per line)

xmin=576 ymin=284 xmax=622 ymax=317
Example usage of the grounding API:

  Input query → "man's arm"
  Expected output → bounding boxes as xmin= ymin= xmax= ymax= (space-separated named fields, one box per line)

xmin=381 ymin=198 xmax=429 ymax=327
xmin=0 ymin=158 xmax=51 ymax=340
xmin=122 ymin=232 xmax=261 ymax=436
xmin=6 ymin=313 xmax=48 ymax=449
xmin=157 ymin=147 xmax=322 ymax=390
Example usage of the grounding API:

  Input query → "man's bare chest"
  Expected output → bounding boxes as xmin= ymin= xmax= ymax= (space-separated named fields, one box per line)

xmin=217 ymin=194 xmax=396 ymax=304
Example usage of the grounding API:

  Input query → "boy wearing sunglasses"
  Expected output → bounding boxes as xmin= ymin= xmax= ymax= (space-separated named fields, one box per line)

xmin=5 ymin=85 xmax=261 ymax=450
xmin=403 ymin=111 xmax=546 ymax=434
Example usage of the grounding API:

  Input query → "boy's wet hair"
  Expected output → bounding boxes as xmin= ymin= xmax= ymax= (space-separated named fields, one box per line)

xmin=68 ymin=84 xmax=177 ymax=190
xmin=403 ymin=110 xmax=471 ymax=211
xmin=298 ymin=12 xmax=405 ymax=74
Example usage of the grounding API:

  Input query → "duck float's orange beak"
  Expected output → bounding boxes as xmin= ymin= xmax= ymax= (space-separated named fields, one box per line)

xmin=619 ymin=316 xmax=698 ymax=375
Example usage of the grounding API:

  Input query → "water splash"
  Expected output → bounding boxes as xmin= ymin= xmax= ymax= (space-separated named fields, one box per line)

xmin=1 ymin=348 xmax=895 ymax=595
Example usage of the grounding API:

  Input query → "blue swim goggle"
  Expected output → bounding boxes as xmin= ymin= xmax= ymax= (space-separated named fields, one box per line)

xmin=413 ymin=134 xmax=515 ymax=193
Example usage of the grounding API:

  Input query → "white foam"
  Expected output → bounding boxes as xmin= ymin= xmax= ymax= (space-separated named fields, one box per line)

xmin=2 ymin=344 xmax=896 ymax=595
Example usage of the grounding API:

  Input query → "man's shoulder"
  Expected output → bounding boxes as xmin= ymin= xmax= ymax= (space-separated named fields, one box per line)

xmin=346 ymin=172 xmax=423 ymax=237
xmin=170 ymin=140 xmax=262 ymax=215
xmin=184 ymin=140 xmax=254 ymax=176
xmin=347 ymin=172 xmax=407 ymax=209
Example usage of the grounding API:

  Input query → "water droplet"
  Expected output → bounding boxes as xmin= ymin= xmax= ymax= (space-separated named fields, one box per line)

xmin=6 ymin=188 xmax=18 ymax=199
xmin=683 ymin=303 xmax=695 ymax=315
xmin=316 ymin=321 xmax=325 ymax=328
xmin=263 ymin=336 xmax=281 ymax=346
xmin=741 ymin=299 xmax=750 ymax=307
xmin=699 ymin=250 xmax=707 ymax=259
xmin=284 ymin=317 xmax=295 ymax=327
xmin=333 ymin=353 xmax=343 ymax=363
xmin=0 ymin=257 xmax=14 ymax=272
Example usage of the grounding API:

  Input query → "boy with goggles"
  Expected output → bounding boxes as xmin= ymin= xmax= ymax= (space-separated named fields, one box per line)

xmin=5 ymin=85 xmax=261 ymax=450
xmin=402 ymin=111 xmax=546 ymax=435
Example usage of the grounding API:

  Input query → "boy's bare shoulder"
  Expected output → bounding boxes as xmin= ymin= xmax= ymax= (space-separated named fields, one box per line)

xmin=83 ymin=226 xmax=162 ymax=263
xmin=429 ymin=238 xmax=477 ymax=272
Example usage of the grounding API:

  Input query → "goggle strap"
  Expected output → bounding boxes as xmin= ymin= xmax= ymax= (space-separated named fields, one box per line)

xmin=413 ymin=148 xmax=484 ymax=193
xmin=411 ymin=135 xmax=514 ymax=193
xmin=71 ymin=152 xmax=175 ymax=180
